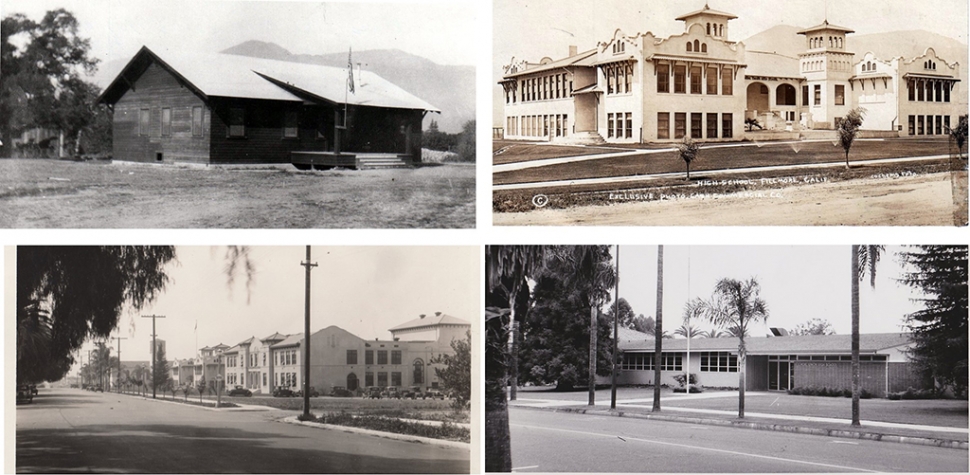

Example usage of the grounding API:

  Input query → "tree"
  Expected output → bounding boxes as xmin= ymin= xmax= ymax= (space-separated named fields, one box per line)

xmin=899 ymin=246 xmax=968 ymax=397
xmin=851 ymin=245 xmax=883 ymax=426
xmin=484 ymin=245 xmax=548 ymax=473
xmin=790 ymin=318 xmax=836 ymax=336
xmin=838 ymin=108 xmax=866 ymax=169
xmin=1 ymin=9 xmax=103 ymax=157
xmin=152 ymin=345 xmax=173 ymax=391
xmin=17 ymin=246 xmax=175 ymax=385
xmin=456 ymin=119 xmax=476 ymax=162
xmin=678 ymin=136 xmax=700 ymax=180
xmin=630 ymin=314 xmax=655 ymax=335
xmin=606 ymin=298 xmax=637 ymax=330
xmin=696 ymin=277 xmax=769 ymax=418
xmin=697 ymin=328 xmax=729 ymax=338
xmin=947 ymin=115 xmax=968 ymax=160
xmin=432 ymin=331 xmax=471 ymax=410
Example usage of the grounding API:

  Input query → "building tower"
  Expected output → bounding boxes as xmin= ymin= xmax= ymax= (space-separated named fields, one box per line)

xmin=798 ymin=20 xmax=855 ymax=129
xmin=674 ymin=2 xmax=738 ymax=40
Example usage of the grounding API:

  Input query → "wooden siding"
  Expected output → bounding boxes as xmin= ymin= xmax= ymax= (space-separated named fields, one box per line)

xmin=113 ymin=62 xmax=210 ymax=163
xmin=345 ymin=106 xmax=424 ymax=160
xmin=208 ymin=99 xmax=334 ymax=164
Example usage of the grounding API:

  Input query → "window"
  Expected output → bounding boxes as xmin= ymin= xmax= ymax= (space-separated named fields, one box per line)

xmin=625 ymin=113 xmax=633 ymax=139
xmin=657 ymin=112 xmax=670 ymax=140
xmin=674 ymin=113 xmax=686 ymax=139
xmin=660 ymin=354 xmax=683 ymax=371
xmin=262 ymin=353 xmax=266 ymax=366
xmin=263 ymin=373 xmax=267 ymax=386
xmin=687 ymin=41 xmax=693 ymax=52
xmin=161 ymin=108 xmax=171 ymax=136
xmin=700 ymin=351 xmax=738 ymax=372
xmin=814 ymin=85 xmax=821 ymax=106
xmin=722 ymin=113 xmax=733 ymax=139
xmin=720 ymin=68 xmax=732 ymax=95
xmin=706 ymin=113 xmax=718 ymax=139
xmin=139 ymin=108 xmax=150 ymax=136
xmin=908 ymin=115 xmax=915 ymax=136
xmin=229 ymin=107 xmax=245 ymax=137
xmin=625 ymin=66 xmax=632 ymax=93
xmin=284 ymin=110 xmax=298 ymax=138
xmin=701 ymin=43 xmax=707 ymax=53
xmin=802 ymin=85 xmax=809 ymax=106
xmin=706 ymin=67 xmax=717 ymax=95
xmin=377 ymin=372 xmax=388 ymax=387
xmin=834 ymin=85 xmax=845 ymax=106
xmin=945 ymin=83 xmax=951 ymax=102
xmin=413 ymin=360 xmax=424 ymax=385
xmin=365 ymin=372 xmax=374 ymax=387
xmin=690 ymin=67 xmax=702 ymax=94
xmin=936 ymin=115 xmax=943 ymax=135
xmin=690 ymin=113 xmax=702 ymax=139
xmin=945 ymin=116 xmax=951 ymax=134
xmin=617 ymin=68 xmax=625 ymax=94
xmin=377 ymin=350 xmax=388 ymax=365
xmin=935 ymin=82 xmax=943 ymax=103
xmin=391 ymin=350 xmax=401 ymax=365
xmin=347 ymin=350 xmax=357 ymax=365
xmin=391 ymin=372 xmax=402 ymax=387
xmin=607 ymin=113 xmax=614 ymax=138
xmin=927 ymin=116 xmax=934 ymax=135
xmin=917 ymin=115 xmax=924 ymax=135
xmin=674 ymin=66 xmax=686 ymax=94
xmin=657 ymin=64 xmax=669 ymax=93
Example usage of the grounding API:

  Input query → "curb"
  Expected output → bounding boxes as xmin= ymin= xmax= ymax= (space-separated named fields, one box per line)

xmin=514 ymin=405 xmax=968 ymax=450
xmin=280 ymin=416 xmax=470 ymax=450
xmin=115 ymin=392 xmax=271 ymax=412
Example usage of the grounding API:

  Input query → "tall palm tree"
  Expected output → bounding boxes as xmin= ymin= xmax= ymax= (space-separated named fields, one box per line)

xmin=484 ymin=245 xmax=547 ymax=473
xmin=697 ymin=277 xmax=769 ymax=418
xmin=653 ymin=245 xmax=664 ymax=412
xmin=851 ymin=245 xmax=883 ymax=427
xmin=17 ymin=300 xmax=52 ymax=385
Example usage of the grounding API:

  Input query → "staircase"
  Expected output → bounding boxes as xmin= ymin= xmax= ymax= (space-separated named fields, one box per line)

xmin=557 ymin=131 xmax=607 ymax=145
xmin=355 ymin=154 xmax=412 ymax=170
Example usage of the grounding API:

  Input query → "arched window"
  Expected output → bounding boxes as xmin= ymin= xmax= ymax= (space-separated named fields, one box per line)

xmin=701 ymin=43 xmax=707 ymax=53
xmin=347 ymin=373 xmax=359 ymax=391
xmin=413 ymin=359 xmax=424 ymax=385
xmin=687 ymin=41 xmax=693 ymax=52
xmin=694 ymin=39 xmax=700 ymax=52
xmin=719 ymin=24 xmax=724 ymax=36
xmin=707 ymin=23 xmax=711 ymax=36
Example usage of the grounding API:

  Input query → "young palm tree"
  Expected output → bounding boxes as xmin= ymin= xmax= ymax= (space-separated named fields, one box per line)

xmin=697 ymin=328 xmax=728 ymax=338
xmin=653 ymin=245 xmax=664 ymax=412
xmin=838 ymin=108 xmax=866 ymax=169
xmin=851 ymin=245 xmax=884 ymax=427
xmin=697 ymin=277 xmax=769 ymax=418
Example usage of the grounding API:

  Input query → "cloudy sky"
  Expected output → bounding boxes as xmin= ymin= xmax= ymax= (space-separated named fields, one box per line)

xmin=613 ymin=246 xmax=928 ymax=337
xmin=74 ymin=246 xmax=479 ymax=365
xmin=3 ymin=0 xmax=479 ymax=71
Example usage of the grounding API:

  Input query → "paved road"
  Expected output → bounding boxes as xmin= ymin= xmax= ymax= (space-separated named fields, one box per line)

xmin=16 ymin=388 xmax=468 ymax=473
xmin=508 ymin=407 xmax=968 ymax=473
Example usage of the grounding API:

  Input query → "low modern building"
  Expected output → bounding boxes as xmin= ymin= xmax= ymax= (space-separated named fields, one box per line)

xmin=618 ymin=331 xmax=924 ymax=397
xmin=97 ymin=46 xmax=439 ymax=165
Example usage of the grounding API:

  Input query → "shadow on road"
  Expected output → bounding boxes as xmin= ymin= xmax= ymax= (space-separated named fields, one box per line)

xmin=16 ymin=392 xmax=107 ymax=411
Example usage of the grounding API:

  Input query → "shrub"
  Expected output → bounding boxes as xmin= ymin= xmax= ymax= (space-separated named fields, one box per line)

xmin=788 ymin=386 xmax=875 ymax=399
xmin=672 ymin=373 xmax=698 ymax=388
xmin=672 ymin=385 xmax=703 ymax=393
xmin=888 ymin=387 xmax=938 ymax=400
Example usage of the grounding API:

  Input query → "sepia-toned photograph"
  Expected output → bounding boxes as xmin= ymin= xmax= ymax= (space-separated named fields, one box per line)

xmin=485 ymin=245 xmax=968 ymax=472
xmin=492 ymin=0 xmax=968 ymax=225
xmin=0 ymin=0 xmax=477 ymax=228
xmin=12 ymin=245 xmax=478 ymax=473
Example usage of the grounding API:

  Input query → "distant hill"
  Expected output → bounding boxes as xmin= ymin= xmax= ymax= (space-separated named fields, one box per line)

xmin=220 ymin=40 xmax=475 ymax=133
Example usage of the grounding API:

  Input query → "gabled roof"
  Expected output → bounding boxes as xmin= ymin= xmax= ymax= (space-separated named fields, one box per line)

xmin=797 ymin=20 xmax=855 ymax=35
xmin=271 ymin=333 xmax=304 ymax=349
xmin=236 ymin=336 xmax=255 ymax=346
xmin=261 ymin=332 xmax=288 ymax=343
xmin=388 ymin=313 xmax=471 ymax=332
xmin=502 ymin=49 xmax=597 ymax=79
xmin=97 ymin=46 xmax=439 ymax=112
xmin=675 ymin=4 xmax=738 ymax=21
xmin=621 ymin=332 xmax=912 ymax=355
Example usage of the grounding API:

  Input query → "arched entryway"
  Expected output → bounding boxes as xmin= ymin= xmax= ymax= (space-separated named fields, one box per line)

xmin=746 ymin=82 xmax=770 ymax=111
xmin=776 ymin=84 xmax=797 ymax=106
xmin=413 ymin=359 xmax=424 ymax=386
xmin=347 ymin=373 xmax=359 ymax=391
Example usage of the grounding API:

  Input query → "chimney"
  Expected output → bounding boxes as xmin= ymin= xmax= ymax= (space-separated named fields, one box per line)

xmin=568 ymin=45 xmax=578 ymax=57
xmin=435 ymin=311 xmax=442 ymax=317
xmin=420 ymin=314 xmax=426 ymax=319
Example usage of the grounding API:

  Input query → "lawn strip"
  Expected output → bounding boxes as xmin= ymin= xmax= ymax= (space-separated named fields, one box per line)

xmin=302 ymin=412 xmax=470 ymax=443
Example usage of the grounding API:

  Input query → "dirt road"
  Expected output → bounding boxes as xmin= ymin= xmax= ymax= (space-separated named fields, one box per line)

xmin=493 ymin=171 xmax=961 ymax=226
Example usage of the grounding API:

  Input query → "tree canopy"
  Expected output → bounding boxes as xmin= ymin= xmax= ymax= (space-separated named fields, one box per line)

xmin=790 ymin=317 xmax=836 ymax=336
xmin=16 ymin=246 xmax=175 ymax=384
xmin=899 ymin=245 xmax=968 ymax=396
xmin=433 ymin=330 xmax=471 ymax=409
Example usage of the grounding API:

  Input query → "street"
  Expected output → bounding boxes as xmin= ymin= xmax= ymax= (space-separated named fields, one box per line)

xmin=16 ymin=388 xmax=469 ymax=473
xmin=508 ymin=407 xmax=969 ymax=472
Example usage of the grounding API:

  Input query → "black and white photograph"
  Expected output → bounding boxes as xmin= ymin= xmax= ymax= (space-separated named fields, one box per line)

xmin=12 ymin=245 xmax=478 ymax=473
xmin=0 ymin=0 xmax=477 ymax=228
xmin=492 ymin=0 xmax=968 ymax=225
xmin=485 ymin=245 xmax=968 ymax=472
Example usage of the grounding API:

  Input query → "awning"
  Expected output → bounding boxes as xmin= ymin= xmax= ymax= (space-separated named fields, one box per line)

xmin=571 ymin=84 xmax=603 ymax=95
xmin=902 ymin=73 xmax=960 ymax=82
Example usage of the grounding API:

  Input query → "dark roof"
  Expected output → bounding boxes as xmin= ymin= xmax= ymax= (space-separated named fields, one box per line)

xmin=621 ymin=332 xmax=912 ymax=355
xmin=261 ymin=332 xmax=288 ymax=342
xmin=797 ymin=20 xmax=855 ymax=35
xmin=675 ymin=4 xmax=738 ymax=21
xmin=388 ymin=313 xmax=471 ymax=332
xmin=271 ymin=333 xmax=304 ymax=348
xmin=98 ymin=46 xmax=439 ymax=112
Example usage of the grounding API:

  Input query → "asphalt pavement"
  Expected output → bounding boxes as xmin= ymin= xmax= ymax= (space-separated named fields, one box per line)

xmin=16 ymin=388 xmax=469 ymax=473
xmin=508 ymin=407 xmax=969 ymax=473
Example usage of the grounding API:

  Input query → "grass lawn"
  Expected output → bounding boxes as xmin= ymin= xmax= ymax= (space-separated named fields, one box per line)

xmin=202 ymin=393 xmax=470 ymax=424
xmin=494 ymin=137 xmax=956 ymax=185
xmin=493 ymin=140 xmax=627 ymax=165
xmin=304 ymin=412 xmax=470 ymax=443
xmin=0 ymin=159 xmax=475 ymax=228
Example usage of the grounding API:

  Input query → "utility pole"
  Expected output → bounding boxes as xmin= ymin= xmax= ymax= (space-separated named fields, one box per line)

xmin=300 ymin=246 xmax=317 ymax=419
xmin=113 ymin=336 xmax=127 ymax=393
xmin=142 ymin=314 xmax=166 ymax=399
xmin=611 ymin=245 xmax=620 ymax=410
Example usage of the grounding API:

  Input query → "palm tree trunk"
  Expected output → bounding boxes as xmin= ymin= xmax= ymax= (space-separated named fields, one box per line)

xmin=588 ymin=304 xmax=597 ymax=406
xmin=851 ymin=245 xmax=861 ymax=427
xmin=485 ymin=313 xmax=512 ymax=472
xmin=738 ymin=339 xmax=746 ymax=419
xmin=653 ymin=245 xmax=664 ymax=412
xmin=509 ymin=318 xmax=519 ymax=401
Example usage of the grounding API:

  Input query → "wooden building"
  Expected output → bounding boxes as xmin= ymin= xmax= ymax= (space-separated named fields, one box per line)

xmin=97 ymin=46 xmax=439 ymax=165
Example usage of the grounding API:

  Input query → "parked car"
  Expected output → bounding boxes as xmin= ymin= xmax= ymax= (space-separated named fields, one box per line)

xmin=401 ymin=386 xmax=424 ymax=399
xmin=295 ymin=386 xmax=320 ymax=398
xmin=329 ymin=386 xmax=353 ymax=398
xmin=272 ymin=387 xmax=295 ymax=397
xmin=365 ymin=386 xmax=383 ymax=399
xmin=228 ymin=386 xmax=252 ymax=397
xmin=424 ymin=388 xmax=445 ymax=400
xmin=384 ymin=387 xmax=402 ymax=399
xmin=17 ymin=385 xmax=33 ymax=404
xmin=29 ymin=384 xmax=39 ymax=396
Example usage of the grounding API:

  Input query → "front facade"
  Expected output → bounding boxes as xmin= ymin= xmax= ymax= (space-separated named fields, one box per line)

xmin=98 ymin=46 xmax=438 ymax=164
xmin=500 ymin=3 xmax=963 ymax=143
xmin=617 ymin=332 xmax=923 ymax=398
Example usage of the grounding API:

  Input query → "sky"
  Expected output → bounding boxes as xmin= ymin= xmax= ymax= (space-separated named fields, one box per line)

xmin=493 ymin=0 xmax=969 ymax=124
xmin=72 ymin=246 xmax=479 ymax=367
xmin=611 ymin=246 xmax=927 ymax=338
xmin=2 ymin=0 xmax=479 ymax=71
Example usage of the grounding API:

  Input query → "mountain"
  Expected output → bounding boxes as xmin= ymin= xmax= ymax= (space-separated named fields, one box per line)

xmin=220 ymin=40 xmax=475 ymax=133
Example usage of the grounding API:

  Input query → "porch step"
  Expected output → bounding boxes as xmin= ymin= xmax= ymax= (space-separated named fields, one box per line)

xmin=356 ymin=154 xmax=411 ymax=170
xmin=556 ymin=131 xmax=607 ymax=145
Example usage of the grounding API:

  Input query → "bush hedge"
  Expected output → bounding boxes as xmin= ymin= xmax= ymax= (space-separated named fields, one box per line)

xmin=887 ymin=387 xmax=938 ymax=400
xmin=787 ymin=386 xmax=874 ymax=399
